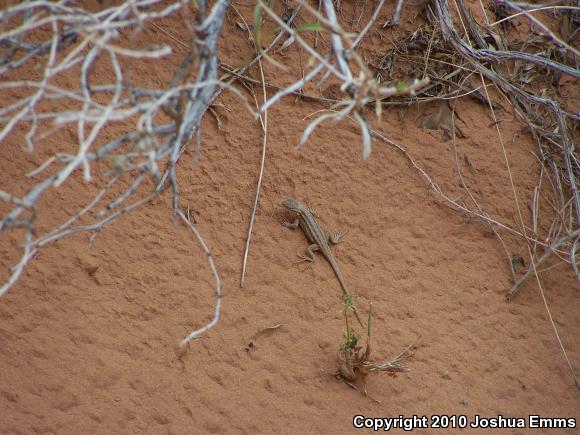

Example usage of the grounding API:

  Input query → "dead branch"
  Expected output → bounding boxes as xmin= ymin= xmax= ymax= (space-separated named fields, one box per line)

xmin=0 ymin=1 xmax=232 ymax=342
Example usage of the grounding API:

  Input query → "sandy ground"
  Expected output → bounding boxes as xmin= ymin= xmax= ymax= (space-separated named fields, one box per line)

xmin=1 ymin=1 xmax=579 ymax=434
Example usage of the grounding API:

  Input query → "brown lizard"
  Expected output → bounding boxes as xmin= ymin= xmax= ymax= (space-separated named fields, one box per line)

xmin=282 ymin=197 xmax=363 ymax=326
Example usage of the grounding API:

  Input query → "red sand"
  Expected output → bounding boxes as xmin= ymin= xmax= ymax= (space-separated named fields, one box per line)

xmin=1 ymin=1 xmax=578 ymax=433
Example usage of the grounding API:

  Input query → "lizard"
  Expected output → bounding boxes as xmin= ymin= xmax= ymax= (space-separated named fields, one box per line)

xmin=282 ymin=197 xmax=363 ymax=326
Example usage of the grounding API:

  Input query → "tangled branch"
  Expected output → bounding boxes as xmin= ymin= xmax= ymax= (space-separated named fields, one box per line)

xmin=0 ymin=0 xmax=232 ymax=342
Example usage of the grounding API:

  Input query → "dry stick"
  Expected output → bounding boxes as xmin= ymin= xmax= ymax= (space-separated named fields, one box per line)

xmin=178 ymin=208 xmax=222 ymax=346
xmin=491 ymin=5 xmax=580 ymax=28
xmin=0 ymin=229 xmax=34 ymax=298
xmin=571 ymin=237 xmax=580 ymax=280
xmin=353 ymin=0 xmax=387 ymax=47
xmin=422 ymin=23 xmax=437 ymax=78
xmin=235 ymin=6 xmax=269 ymax=288
xmin=351 ymin=0 xmax=368 ymax=31
xmin=535 ymin=259 xmax=568 ymax=274
xmin=320 ymin=0 xmax=358 ymax=81
xmin=314 ymin=0 xmax=322 ymax=49
xmin=531 ymin=181 xmax=540 ymax=265
xmin=476 ymin=0 xmax=491 ymax=26
xmin=391 ymin=0 xmax=406 ymax=27
xmin=456 ymin=0 xmax=487 ymax=49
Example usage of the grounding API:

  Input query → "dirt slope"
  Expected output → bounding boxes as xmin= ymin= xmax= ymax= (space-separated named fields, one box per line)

xmin=0 ymin=1 xmax=578 ymax=434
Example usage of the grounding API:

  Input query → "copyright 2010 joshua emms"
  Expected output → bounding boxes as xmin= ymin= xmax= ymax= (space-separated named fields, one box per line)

xmin=352 ymin=414 xmax=577 ymax=431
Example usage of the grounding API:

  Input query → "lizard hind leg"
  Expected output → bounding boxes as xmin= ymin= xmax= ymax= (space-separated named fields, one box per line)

xmin=295 ymin=243 xmax=320 ymax=264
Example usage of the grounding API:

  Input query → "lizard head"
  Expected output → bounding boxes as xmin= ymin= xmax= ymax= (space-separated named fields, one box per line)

xmin=282 ymin=197 xmax=302 ymax=211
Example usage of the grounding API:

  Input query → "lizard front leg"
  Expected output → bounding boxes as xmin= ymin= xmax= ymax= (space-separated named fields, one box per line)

xmin=282 ymin=218 xmax=300 ymax=229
